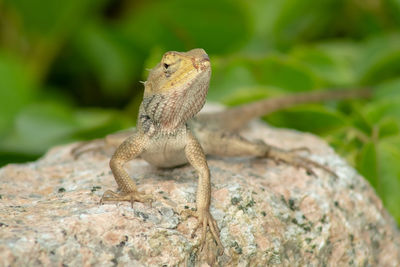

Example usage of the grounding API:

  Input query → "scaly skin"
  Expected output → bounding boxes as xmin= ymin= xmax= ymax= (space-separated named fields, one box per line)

xmin=72 ymin=48 xmax=370 ymax=257
xmin=99 ymin=49 xmax=223 ymax=252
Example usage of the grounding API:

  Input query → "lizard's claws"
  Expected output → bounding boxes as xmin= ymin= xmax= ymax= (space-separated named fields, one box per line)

xmin=181 ymin=208 xmax=223 ymax=255
xmin=100 ymin=190 xmax=153 ymax=208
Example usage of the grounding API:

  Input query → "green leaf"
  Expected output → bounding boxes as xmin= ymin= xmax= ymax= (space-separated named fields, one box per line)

xmin=384 ymin=0 xmax=400 ymax=26
xmin=290 ymin=44 xmax=358 ymax=86
xmin=220 ymin=86 xmax=284 ymax=107
xmin=72 ymin=22 xmax=142 ymax=97
xmin=0 ymin=53 xmax=35 ymax=135
xmin=374 ymin=77 xmax=400 ymax=100
xmin=5 ymin=102 xmax=79 ymax=154
xmin=252 ymin=55 xmax=319 ymax=91
xmin=271 ymin=0 xmax=339 ymax=47
xmin=119 ymin=0 xmax=250 ymax=54
xmin=356 ymin=142 xmax=378 ymax=187
xmin=378 ymin=117 xmax=400 ymax=139
xmin=265 ymin=105 xmax=348 ymax=135
xmin=209 ymin=54 xmax=319 ymax=101
xmin=208 ymin=58 xmax=259 ymax=101
xmin=244 ymin=0 xmax=286 ymax=50
xmin=6 ymin=0 xmax=105 ymax=36
xmin=350 ymin=105 xmax=374 ymax=137
xmin=364 ymin=98 xmax=400 ymax=124
xmin=4 ymin=0 xmax=109 ymax=79
xmin=72 ymin=109 xmax=133 ymax=140
xmin=354 ymin=128 xmax=400 ymax=225
xmin=0 ymin=100 xmax=132 ymax=155
xmin=357 ymin=34 xmax=400 ymax=85
xmin=316 ymin=41 xmax=362 ymax=66
xmin=376 ymin=136 xmax=400 ymax=223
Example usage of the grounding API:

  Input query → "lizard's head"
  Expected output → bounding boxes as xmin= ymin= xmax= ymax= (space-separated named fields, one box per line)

xmin=144 ymin=48 xmax=211 ymax=96
xmin=142 ymin=49 xmax=211 ymax=131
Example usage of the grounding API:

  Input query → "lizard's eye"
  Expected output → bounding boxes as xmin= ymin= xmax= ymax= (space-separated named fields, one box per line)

xmin=163 ymin=63 xmax=170 ymax=69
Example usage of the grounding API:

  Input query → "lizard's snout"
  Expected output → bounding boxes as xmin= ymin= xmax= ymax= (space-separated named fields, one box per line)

xmin=201 ymin=54 xmax=210 ymax=62
xmin=198 ymin=53 xmax=211 ymax=71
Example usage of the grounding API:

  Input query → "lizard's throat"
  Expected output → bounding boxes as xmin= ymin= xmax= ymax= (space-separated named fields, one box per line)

xmin=142 ymin=81 xmax=208 ymax=131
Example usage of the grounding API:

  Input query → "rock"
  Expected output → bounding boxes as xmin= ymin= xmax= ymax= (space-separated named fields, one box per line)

xmin=1 ymin=118 xmax=399 ymax=266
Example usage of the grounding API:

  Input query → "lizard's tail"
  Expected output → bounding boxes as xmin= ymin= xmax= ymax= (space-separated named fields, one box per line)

xmin=198 ymin=88 xmax=372 ymax=131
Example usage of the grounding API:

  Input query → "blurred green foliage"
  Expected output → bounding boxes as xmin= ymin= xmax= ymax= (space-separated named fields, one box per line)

xmin=1 ymin=0 xmax=400 ymax=223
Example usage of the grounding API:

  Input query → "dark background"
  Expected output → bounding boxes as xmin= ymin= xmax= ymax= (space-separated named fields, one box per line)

xmin=1 ymin=0 xmax=400 ymax=223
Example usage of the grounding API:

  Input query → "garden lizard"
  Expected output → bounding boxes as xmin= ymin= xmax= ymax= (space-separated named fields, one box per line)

xmin=72 ymin=48 xmax=370 ymax=255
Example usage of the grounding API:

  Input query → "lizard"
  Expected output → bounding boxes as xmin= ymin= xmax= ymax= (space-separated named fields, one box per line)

xmin=72 ymin=48 xmax=370 ymax=255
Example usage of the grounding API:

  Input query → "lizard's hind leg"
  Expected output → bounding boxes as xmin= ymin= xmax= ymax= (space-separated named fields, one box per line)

xmin=200 ymin=130 xmax=337 ymax=177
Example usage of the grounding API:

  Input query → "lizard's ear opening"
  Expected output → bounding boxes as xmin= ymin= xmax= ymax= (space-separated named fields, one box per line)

xmin=163 ymin=63 xmax=170 ymax=69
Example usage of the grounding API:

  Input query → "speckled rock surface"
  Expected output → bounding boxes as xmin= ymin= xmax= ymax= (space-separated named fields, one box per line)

xmin=1 ymin=118 xmax=399 ymax=266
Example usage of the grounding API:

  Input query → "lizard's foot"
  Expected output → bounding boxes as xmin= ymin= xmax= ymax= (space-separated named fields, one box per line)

xmin=100 ymin=190 xmax=153 ymax=208
xmin=267 ymin=147 xmax=337 ymax=178
xmin=181 ymin=208 xmax=223 ymax=255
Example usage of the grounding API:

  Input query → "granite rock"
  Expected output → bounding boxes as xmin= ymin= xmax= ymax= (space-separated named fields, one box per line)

xmin=1 ymin=118 xmax=399 ymax=266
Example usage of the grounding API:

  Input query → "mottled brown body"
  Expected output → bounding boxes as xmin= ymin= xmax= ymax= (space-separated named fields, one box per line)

xmin=100 ymin=49 xmax=223 ymax=252
xmin=72 ymin=48 xmax=370 ymax=259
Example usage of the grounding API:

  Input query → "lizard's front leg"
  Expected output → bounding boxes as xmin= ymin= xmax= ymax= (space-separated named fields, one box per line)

xmin=100 ymin=133 xmax=153 ymax=206
xmin=184 ymin=131 xmax=223 ymax=253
